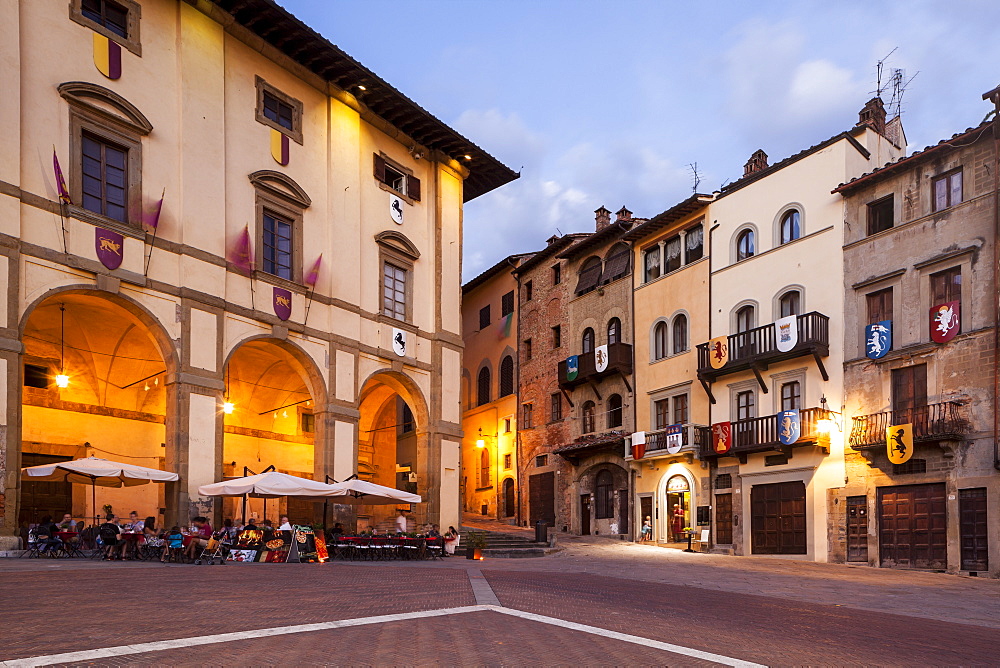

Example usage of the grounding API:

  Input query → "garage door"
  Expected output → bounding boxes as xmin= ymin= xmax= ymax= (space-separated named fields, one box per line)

xmin=878 ymin=483 xmax=947 ymax=570
xmin=750 ymin=480 xmax=806 ymax=555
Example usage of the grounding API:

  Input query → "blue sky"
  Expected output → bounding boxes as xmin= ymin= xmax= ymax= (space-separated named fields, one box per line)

xmin=282 ymin=1 xmax=1000 ymax=281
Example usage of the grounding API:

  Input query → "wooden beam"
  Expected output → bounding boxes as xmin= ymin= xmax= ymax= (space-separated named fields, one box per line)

xmin=813 ymin=351 xmax=830 ymax=381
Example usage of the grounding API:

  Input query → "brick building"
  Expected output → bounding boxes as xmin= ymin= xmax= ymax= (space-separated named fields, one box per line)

xmin=830 ymin=88 xmax=999 ymax=575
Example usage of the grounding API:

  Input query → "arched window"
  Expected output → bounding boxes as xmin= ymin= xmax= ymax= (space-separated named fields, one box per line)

xmin=576 ymin=256 xmax=603 ymax=295
xmin=736 ymin=229 xmax=755 ymax=261
xmin=582 ymin=401 xmax=596 ymax=433
xmin=582 ymin=328 xmax=595 ymax=355
xmin=477 ymin=367 xmax=491 ymax=406
xmin=672 ymin=314 xmax=688 ymax=354
xmin=479 ymin=447 xmax=490 ymax=487
xmin=499 ymin=355 xmax=514 ymax=397
xmin=607 ymin=318 xmax=621 ymax=345
xmin=653 ymin=321 xmax=668 ymax=360
xmin=595 ymin=469 xmax=614 ymax=519
xmin=607 ymin=394 xmax=623 ymax=428
xmin=736 ymin=305 xmax=755 ymax=333
xmin=780 ymin=210 xmax=800 ymax=244
xmin=779 ymin=290 xmax=800 ymax=318
xmin=602 ymin=242 xmax=631 ymax=283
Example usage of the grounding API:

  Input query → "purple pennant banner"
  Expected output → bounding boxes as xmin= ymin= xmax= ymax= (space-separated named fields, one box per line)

xmin=95 ymin=227 xmax=124 ymax=269
xmin=273 ymin=287 xmax=292 ymax=321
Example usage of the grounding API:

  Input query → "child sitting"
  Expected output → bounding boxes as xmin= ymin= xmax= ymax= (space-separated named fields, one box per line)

xmin=161 ymin=526 xmax=184 ymax=562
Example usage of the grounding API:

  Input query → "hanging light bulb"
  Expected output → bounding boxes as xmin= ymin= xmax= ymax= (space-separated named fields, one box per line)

xmin=55 ymin=374 xmax=70 ymax=388
xmin=154 ymin=377 xmax=159 ymax=386
xmin=273 ymin=412 xmax=278 ymax=419
xmin=223 ymin=401 xmax=235 ymax=415
xmin=56 ymin=304 xmax=69 ymax=389
xmin=282 ymin=410 xmax=288 ymax=418
xmin=144 ymin=383 xmax=150 ymax=392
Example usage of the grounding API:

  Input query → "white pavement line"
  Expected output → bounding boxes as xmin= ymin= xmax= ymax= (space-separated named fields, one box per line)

xmin=486 ymin=606 xmax=767 ymax=668
xmin=466 ymin=567 xmax=502 ymax=606
xmin=0 ymin=606 xmax=487 ymax=668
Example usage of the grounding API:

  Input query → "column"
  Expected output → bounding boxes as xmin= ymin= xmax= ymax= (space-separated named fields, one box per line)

xmin=163 ymin=379 xmax=224 ymax=528
xmin=657 ymin=240 xmax=666 ymax=276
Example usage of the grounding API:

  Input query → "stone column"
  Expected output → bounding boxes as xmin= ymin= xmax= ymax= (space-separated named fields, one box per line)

xmin=657 ymin=240 xmax=666 ymax=276
xmin=0 ymin=340 xmax=22 ymax=547
xmin=163 ymin=377 xmax=224 ymax=528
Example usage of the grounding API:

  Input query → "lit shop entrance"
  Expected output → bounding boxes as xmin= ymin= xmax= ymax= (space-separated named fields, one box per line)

xmin=664 ymin=474 xmax=691 ymax=544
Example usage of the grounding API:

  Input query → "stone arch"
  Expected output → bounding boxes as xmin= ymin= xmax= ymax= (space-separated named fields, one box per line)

xmin=222 ymin=334 xmax=328 ymax=408
xmin=58 ymin=81 xmax=154 ymax=135
xmin=356 ymin=368 xmax=430 ymax=436
xmin=772 ymin=202 xmax=805 ymax=246
xmin=248 ymin=170 xmax=312 ymax=208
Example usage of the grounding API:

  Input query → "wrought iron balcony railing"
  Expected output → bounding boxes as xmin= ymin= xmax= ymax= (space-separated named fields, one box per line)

xmin=849 ymin=401 xmax=969 ymax=450
xmin=696 ymin=312 xmax=829 ymax=381
xmin=699 ymin=407 xmax=826 ymax=459
xmin=627 ymin=424 xmax=709 ymax=459
xmin=558 ymin=341 xmax=633 ymax=389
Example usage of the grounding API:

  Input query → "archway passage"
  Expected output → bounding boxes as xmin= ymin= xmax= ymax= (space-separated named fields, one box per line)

xmin=20 ymin=293 xmax=170 ymax=529
xmin=221 ymin=339 xmax=320 ymax=527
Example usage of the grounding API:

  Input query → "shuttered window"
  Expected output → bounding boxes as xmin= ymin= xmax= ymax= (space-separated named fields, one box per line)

xmin=866 ymin=287 xmax=893 ymax=323
xmin=373 ymin=154 xmax=420 ymax=201
xmin=602 ymin=246 xmax=631 ymax=283
xmin=575 ymin=257 xmax=603 ymax=295
xmin=501 ymin=291 xmax=515 ymax=317
xmin=931 ymin=267 xmax=961 ymax=304
xmin=477 ymin=367 xmax=491 ymax=406
xmin=499 ymin=356 xmax=514 ymax=397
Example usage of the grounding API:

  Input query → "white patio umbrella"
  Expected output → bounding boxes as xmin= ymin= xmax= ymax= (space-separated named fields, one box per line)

xmin=198 ymin=471 xmax=341 ymax=498
xmin=325 ymin=479 xmax=422 ymax=506
xmin=21 ymin=456 xmax=179 ymax=524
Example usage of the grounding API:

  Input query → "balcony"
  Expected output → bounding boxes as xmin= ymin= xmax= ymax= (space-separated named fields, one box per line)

xmin=627 ymin=424 xmax=710 ymax=460
xmin=849 ymin=401 xmax=970 ymax=450
xmin=696 ymin=312 xmax=830 ymax=387
xmin=699 ymin=407 xmax=826 ymax=459
xmin=558 ymin=341 xmax=633 ymax=389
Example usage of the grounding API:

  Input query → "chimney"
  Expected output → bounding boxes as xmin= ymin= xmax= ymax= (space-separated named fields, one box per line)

xmin=857 ymin=97 xmax=886 ymax=134
xmin=615 ymin=206 xmax=632 ymax=223
xmin=743 ymin=149 xmax=769 ymax=177
xmin=546 ymin=234 xmax=560 ymax=246
xmin=594 ymin=206 xmax=611 ymax=231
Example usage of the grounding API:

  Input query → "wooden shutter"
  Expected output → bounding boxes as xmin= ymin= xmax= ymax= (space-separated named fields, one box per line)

xmin=892 ymin=364 xmax=927 ymax=414
xmin=407 ymin=174 xmax=421 ymax=201
xmin=373 ymin=153 xmax=386 ymax=183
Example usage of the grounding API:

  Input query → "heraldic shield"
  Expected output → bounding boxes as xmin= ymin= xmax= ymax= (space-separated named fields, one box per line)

xmin=272 ymin=287 xmax=292 ymax=321
xmin=777 ymin=409 xmax=800 ymax=445
xmin=930 ymin=301 xmax=960 ymax=343
xmin=95 ymin=228 xmax=124 ymax=270
xmin=595 ymin=344 xmax=609 ymax=373
xmin=774 ymin=315 xmax=797 ymax=353
xmin=631 ymin=432 xmax=646 ymax=460
xmin=886 ymin=423 xmax=913 ymax=465
xmin=711 ymin=421 xmax=731 ymax=454
xmin=665 ymin=424 xmax=683 ymax=454
xmin=708 ymin=336 xmax=729 ymax=369
xmin=565 ymin=355 xmax=579 ymax=382
xmin=865 ymin=321 xmax=892 ymax=359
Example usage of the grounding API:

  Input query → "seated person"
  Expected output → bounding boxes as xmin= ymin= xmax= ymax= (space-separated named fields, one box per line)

xmin=58 ymin=513 xmax=76 ymax=531
xmin=327 ymin=523 xmax=344 ymax=541
xmin=162 ymin=526 xmax=184 ymax=561
xmin=127 ymin=511 xmax=144 ymax=533
xmin=184 ymin=516 xmax=213 ymax=560
xmin=98 ymin=514 xmax=122 ymax=560
xmin=221 ymin=518 xmax=239 ymax=542
xmin=34 ymin=516 xmax=62 ymax=554
xmin=427 ymin=524 xmax=441 ymax=538
xmin=278 ymin=516 xmax=292 ymax=531
xmin=142 ymin=517 xmax=162 ymax=547
xmin=260 ymin=519 xmax=275 ymax=542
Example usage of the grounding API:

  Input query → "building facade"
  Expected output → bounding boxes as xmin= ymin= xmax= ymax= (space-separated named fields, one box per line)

xmin=831 ymin=89 xmax=999 ymax=575
xmin=2 ymin=0 xmax=514 ymax=543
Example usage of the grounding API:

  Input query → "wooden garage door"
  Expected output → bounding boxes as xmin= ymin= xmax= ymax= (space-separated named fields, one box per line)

xmin=19 ymin=453 xmax=73 ymax=527
xmin=750 ymin=481 xmax=806 ymax=555
xmin=878 ymin=483 xmax=947 ymax=570
xmin=528 ymin=472 xmax=555 ymax=526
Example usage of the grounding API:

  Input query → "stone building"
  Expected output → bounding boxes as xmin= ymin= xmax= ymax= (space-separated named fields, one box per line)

xmin=1 ymin=0 xmax=515 ymax=544
xmin=460 ymin=254 xmax=531 ymax=523
xmin=830 ymin=88 xmax=999 ymax=575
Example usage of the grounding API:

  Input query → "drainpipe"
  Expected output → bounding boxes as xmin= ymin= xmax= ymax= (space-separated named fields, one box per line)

xmin=707 ymin=220 xmax=720 ymax=548
xmin=985 ymin=87 xmax=1000 ymax=471
xmin=511 ymin=259 xmax=525 ymax=521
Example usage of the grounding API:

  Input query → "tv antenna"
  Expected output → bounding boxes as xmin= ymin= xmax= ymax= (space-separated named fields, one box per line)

xmin=874 ymin=48 xmax=917 ymax=118
xmin=688 ymin=162 xmax=701 ymax=192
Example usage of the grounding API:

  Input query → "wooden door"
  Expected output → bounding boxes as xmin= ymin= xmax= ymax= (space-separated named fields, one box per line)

xmin=503 ymin=478 xmax=515 ymax=518
xmin=959 ymin=488 xmax=988 ymax=571
xmin=19 ymin=453 xmax=73 ymax=527
xmin=846 ymin=495 xmax=869 ymax=562
xmin=580 ymin=495 xmax=591 ymax=535
xmin=528 ymin=472 xmax=555 ymax=526
xmin=618 ymin=489 xmax=629 ymax=535
xmin=715 ymin=493 xmax=733 ymax=544
xmin=878 ymin=483 xmax=947 ymax=569
xmin=892 ymin=365 xmax=927 ymax=431
xmin=750 ymin=481 xmax=806 ymax=555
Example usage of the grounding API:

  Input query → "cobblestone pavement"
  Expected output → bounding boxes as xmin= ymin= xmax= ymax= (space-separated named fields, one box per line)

xmin=1 ymin=539 xmax=997 ymax=666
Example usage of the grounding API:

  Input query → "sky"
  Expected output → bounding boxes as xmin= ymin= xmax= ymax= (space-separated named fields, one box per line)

xmin=281 ymin=0 xmax=1000 ymax=281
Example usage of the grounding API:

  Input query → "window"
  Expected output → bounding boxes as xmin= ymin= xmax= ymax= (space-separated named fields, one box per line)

xmin=550 ymin=393 xmax=563 ymax=421
xmin=607 ymin=318 xmax=621 ymax=345
xmin=664 ymin=236 xmax=682 ymax=273
xmin=255 ymin=77 xmax=304 ymax=144
xmin=779 ymin=290 xmax=800 ymax=318
xmin=24 ymin=364 xmax=49 ymax=389
xmin=522 ymin=403 xmax=534 ymax=428
xmin=736 ymin=305 xmax=755 ymax=333
xmin=644 ymin=246 xmax=661 ymax=282
xmin=504 ymin=453 xmax=512 ymax=470
xmin=524 ymin=281 xmax=533 ymax=302
xmin=736 ymin=229 xmax=755 ymax=261
xmin=501 ymin=291 xmax=515 ymax=317
xmin=602 ymin=243 xmax=631 ymax=283
xmin=594 ymin=469 xmax=614 ymax=519
xmin=81 ymin=0 xmax=128 ymax=38
xmin=81 ymin=132 xmax=127 ymax=223
xmin=672 ymin=394 xmax=688 ymax=425
xmin=300 ymin=411 xmax=315 ymax=434
xmin=892 ymin=459 xmax=927 ymax=475
xmin=607 ymin=394 xmax=623 ymax=428
xmin=552 ymin=325 xmax=561 ymax=348
xmin=504 ymin=418 xmax=511 ymax=433
xmin=582 ymin=328 xmax=595 ymax=355
xmin=672 ymin=314 xmax=688 ymax=354
xmin=685 ymin=224 xmax=704 ymax=263
xmin=552 ymin=263 xmax=562 ymax=285
xmin=576 ymin=257 xmax=603 ymax=295
xmin=653 ymin=321 xmax=668 ymax=360
xmin=932 ymin=170 xmax=962 ymax=212
xmin=262 ymin=91 xmax=294 ymax=131
xmin=374 ymin=153 xmax=421 ymax=201
xmin=582 ymin=401 xmax=596 ymax=433
xmin=736 ymin=390 xmax=755 ymax=421
xmin=780 ymin=210 xmax=800 ymax=244
xmin=524 ymin=338 xmax=532 ymax=361
xmin=382 ymin=262 xmax=407 ymax=320
xmin=867 ymin=287 xmax=893 ymax=323
xmin=479 ymin=305 xmax=491 ymax=330
xmin=780 ymin=381 xmax=801 ymax=411
xmin=716 ymin=473 xmax=733 ymax=489
xmin=654 ymin=398 xmax=670 ymax=429
xmin=535 ymin=454 xmax=547 ymax=467
xmin=931 ymin=266 xmax=961 ymax=304
xmin=262 ymin=210 xmax=294 ymax=280
xmin=499 ymin=356 xmax=514 ymax=397
xmin=477 ymin=367 xmax=491 ymax=406
xmin=72 ymin=0 xmax=141 ymax=54
xmin=480 ymin=448 xmax=490 ymax=488
xmin=867 ymin=196 xmax=894 ymax=235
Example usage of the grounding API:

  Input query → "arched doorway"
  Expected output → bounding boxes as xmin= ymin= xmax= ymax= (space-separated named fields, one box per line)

xmin=18 ymin=291 xmax=175 ymax=529
xmin=577 ymin=462 xmax=628 ymax=536
xmin=221 ymin=338 xmax=324 ymax=526
xmin=658 ymin=467 xmax=696 ymax=545
xmin=502 ymin=477 xmax=515 ymax=518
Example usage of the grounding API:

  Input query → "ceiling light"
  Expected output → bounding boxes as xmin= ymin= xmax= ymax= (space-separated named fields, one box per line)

xmin=463 ymin=155 xmax=472 ymax=160
xmin=223 ymin=402 xmax=235 ymax=415
xmin=357 ymin=84 xmax=366 ymax=91
xmin=55 ymin=374 xmax=70 ymax=388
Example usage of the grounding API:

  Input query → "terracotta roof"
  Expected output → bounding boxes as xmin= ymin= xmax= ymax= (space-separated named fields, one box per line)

xmin=623 ymin=194 xmax=713 ymax=242
xmin=832 ymin=120 xmax=995 ymax=195
xmin=462 ymin=253 xmax=534 ymax=294
xmin=553 ymin=430 xmax=628 ymax=457
xmin=208 ymin=0 xmax=518 ymax=202
xmin=511 ymin=234 xmax=589 ymax=276
xmin=556 ymin=221 xmax=637 ymax=260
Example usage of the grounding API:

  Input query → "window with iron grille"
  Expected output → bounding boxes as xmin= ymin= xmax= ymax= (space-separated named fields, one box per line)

xmin=479 ymin=305 xmax=491 ymax=330
xmin=81 ymin=132 xmax=128 ymax=223
xmin=499 ymin=356 xmax=514 ymax=397
xmin=501 ymin=291 xmax=515 ymax=317
xmin=550 ymin=393 xmax=562 ymax=422
xmin=892 ymin=459 xmax=927 ymax=475
xmin=932 ymin=169 xmax=962 ymax=212
xmin=594 ymin=469 xmax=614 ymax=519
xmin=715 ymin=473 xmax=733 ymax=489
xmin=477 ymin=367 xmax=491 ymax=406
xmin=262 ymin=210 xmax=294 ymax=280
xmin=535 ymin=454 xmax=547 ymax=467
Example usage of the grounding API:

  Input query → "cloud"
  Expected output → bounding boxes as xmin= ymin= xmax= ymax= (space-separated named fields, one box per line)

xmin=453 ymin=109 xmax=547 ymax=171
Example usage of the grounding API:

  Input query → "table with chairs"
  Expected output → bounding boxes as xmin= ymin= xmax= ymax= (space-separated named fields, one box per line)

xmin=327 ymin=535 xmax=445 ymax=561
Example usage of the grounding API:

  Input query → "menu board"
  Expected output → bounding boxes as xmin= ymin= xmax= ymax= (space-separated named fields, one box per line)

xmin=292 ymin=526 xmax=317 ymax=563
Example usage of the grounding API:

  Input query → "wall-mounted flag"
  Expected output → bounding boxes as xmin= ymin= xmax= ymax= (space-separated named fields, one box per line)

xmin=230 ymin=225 xmax=253 ymax=274
xmin=665 ymin=424 xmax=683 ymax=454
xmin=565 ymin=355 xmax=579 ymax=382
xmin=389 ymin=194 xmax=404 ymax=225
xmin=711 ymin=422 xmax=731 ymax=454
xmin=631 ymin=431 xmax=646 ymax=460
xmin=496 ymin=312 xmax=513 ymax=340
xmin=270 ymin=128 xmax=289 ymax=166
xmin=93 ymin=33 xmax=122 ymax=80
xmin=95 ymin=228 xmax=123 ymax=270
xmin=886 ymin=423 xmax=913 ymax=464
xmin=143 ymin=189 xmax=165 ymax=232
xmin=708 ymin=336 xmax=728 ymax=369
xmin=774 ymin=315 xmax=798 ymax=353
xmin=595 ymin=345 xmax=609 ymax=373
xmin=777 ymin=409 xmax=800 ymax=446
xmin=930 ymin=301 xmax=960 ymax=343
xmin=392 ymin=328 xmax=407 ymax=357
xmin=865 ymin=321 xmax=891 ymax=359
xmin=304 ymin=254 xmax=323 ymax=287
xmin=272 ymin=287 xmax=292 ymax=321
xmin=52 ymin=148 xmax=71 ymax=204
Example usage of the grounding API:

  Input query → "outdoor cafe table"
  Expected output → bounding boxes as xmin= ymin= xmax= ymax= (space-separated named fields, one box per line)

xmin=331 ymin=536 xmax=442 ymax=561
xmin=54 ymin=531 xmax=85 ymax=557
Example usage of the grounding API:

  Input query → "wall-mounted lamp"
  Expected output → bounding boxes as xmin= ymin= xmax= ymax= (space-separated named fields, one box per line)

xmin=817 ymin=395 xmax=843 ymax=433
xmin=476 ymin=427 xmax=486 ymax=448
